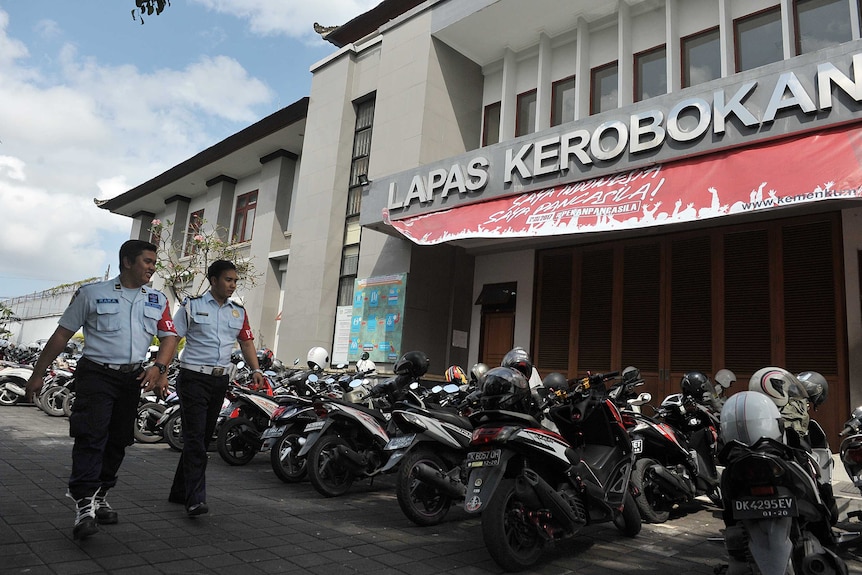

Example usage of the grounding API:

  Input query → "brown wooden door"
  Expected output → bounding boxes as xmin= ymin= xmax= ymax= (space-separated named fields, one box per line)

xmin=480 ymin=311 xmax=515 ymax=367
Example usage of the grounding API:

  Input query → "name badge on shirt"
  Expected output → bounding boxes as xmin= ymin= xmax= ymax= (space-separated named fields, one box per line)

xmin=195 ymin=312 xmax=209 ymax=316
xmin=96 ymin=298 xmax=119 ymax=304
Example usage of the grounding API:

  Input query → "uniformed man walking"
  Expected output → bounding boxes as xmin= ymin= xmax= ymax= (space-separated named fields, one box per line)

xmin=26 ymin=240 xmax=179 ymax=540
xmin=168 ymin=259 xmax=265 ymax=516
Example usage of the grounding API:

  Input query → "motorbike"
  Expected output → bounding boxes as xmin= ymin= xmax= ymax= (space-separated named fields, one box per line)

xmin=621 ymin=370 xmax=726 ymax=523
xmin=36 ymin=367 xmax=76 ymax=417
xmin=299 ymin=352 xmax=430 ymax=498
xmin=839 ymin=405 xmax=862 ymax=500
xmin=382 ymin=381 xmax=474 ymax=525
xmin=719 ymin=389 xmax=847 ymax=575
xmin=216 ymin=378 xmax=283 ymax=465
xmin=0 ymin=365 xmax=33 ymax=406
xmin=463 ymin=368 xmax=641 ymax=572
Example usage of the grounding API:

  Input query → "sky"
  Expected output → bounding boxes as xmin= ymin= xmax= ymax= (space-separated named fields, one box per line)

xmin=0 ymin=0 xmax=379 ymax=300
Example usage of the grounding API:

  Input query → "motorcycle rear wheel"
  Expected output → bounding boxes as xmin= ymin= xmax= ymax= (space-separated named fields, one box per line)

xmin=217 ymin=417 xmax=258 ymax=465
xmin=134 ymin=401 xmax=166 ymax=444
xmin=482 ymin=478 xmax=544 ymax=572
xmin=612 ymin=490 xmax=642 ymax=537
xmin=396 ymin=448 xmax=451 ymax=526
xmin=307 ymin=433 xmax=355 ymax=497
xmin=631 ymin=458 xmax=671 ymax=523
xmin=42 ymin=386 xmax=69 ymax=417
xmin=62 ymin=391 xmax=75 ymax=417
xmin=0 ymin=385 xmax=21 ymax=406
xmin=271 ymin=425 xmax=308 ymax=483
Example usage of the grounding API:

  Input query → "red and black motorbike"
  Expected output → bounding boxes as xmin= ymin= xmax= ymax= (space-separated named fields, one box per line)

xmin=464 ymin=367 xmax=640 ymax=572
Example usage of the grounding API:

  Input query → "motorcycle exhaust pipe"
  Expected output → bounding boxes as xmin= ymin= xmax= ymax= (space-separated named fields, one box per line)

xmin=648 ymin=465 xmax=696 ymax=501
xmin=334 ymin=444 xmax=368 ymax=471
xmin=517 ymin=468 xmax=585 ymax=529
xmin=412 ymin=463 xmax=466 ymax=498
xmin=4 ymin=381 xmax=25 ymax=397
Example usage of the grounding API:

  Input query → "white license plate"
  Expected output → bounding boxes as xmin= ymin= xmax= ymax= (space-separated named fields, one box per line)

xmin=467 ymin=449 xmax=501 ymax=468
xmin=304 ymin=420 xmax=324 ymax=432
xmin=261 ymin=426 xmax=285 ymax=440
xmin=631 ymin=439 xmax=643 ymax=454
xmin=385 ymin=434 xmax=415 ymax=450
xmin=732 ymin=496 xmax=797 ymax=519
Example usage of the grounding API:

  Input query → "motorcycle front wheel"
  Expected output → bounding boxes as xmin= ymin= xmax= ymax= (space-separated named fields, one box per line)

xmin=482 ymin=478 xmax=544 ymax=572
xmin=270 ymin=425 xmax=308 ymax=483
xmin=307 ymin=433 xmax=355 ymax=497
xmin=41 ymin=386 xmax=69 ymax=417
xmin=396 ymin=448 xmax=451 ymax=526
xmin=217 ymin=417 xmax=259 ymax=466
xmin=0 ymin=385 xmax=21 ymax=406
xmin=612 ymin=490 xmax=642 ymax=537
xmin=134 ymin=401 xmax=166 ymax=444
xmin=630 ymin=457 xmax=671 ymax=523
xmin=62 ymin=391 xmax=75 ymax=417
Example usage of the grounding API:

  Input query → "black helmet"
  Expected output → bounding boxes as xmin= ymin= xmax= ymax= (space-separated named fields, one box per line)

xmin=394 ymin=351 xmax=430 ymax=378
xmin=256 ymin=348 xmax=274 ymax=371
xmin=501 ymin=347 xmax=532 ymax=379
xmin=480 ymin=366 xmax=531 ymax=413
xmin=542 ymin=372 xmax=567 ymax=390
xmin=797 ymin=371 xmax=828 ymax=409
xmin=360 ymin=351 xmax=370 ymax=361
xmin=680 ymin=371 xmax=712 ymax=402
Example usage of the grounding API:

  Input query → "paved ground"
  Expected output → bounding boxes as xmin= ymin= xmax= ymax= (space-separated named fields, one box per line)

xmin=2 ymin=405 xmax=861 ymax=575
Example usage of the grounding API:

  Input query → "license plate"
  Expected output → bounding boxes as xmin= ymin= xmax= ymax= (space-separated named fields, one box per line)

xmin=732 ymin=496 xmax=798 ymax=519
xmin=631 ymin=439 xmax=643 ymax=454
xmin=467 ymin=449 xmax=501 ymax=468
xmin=261 ymin=426 xmax=285 ymax=440
xmin=385 ymin=434 xmax=415 ymax=450
xmin=304 ymin=420 xmax=324 ymax=433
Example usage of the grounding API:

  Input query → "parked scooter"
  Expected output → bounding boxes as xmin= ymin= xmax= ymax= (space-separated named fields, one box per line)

xmin=300 ymin=351 xmax=430 ymax=497
xmin=627 ymin=370 xmax=727 ymax=523
xmin=0 ymin=364 xmax=34 ymax=406
xmin=464 ymin=367 xmax=641 ymax=572
xmin=719 ymin=370 xmax=848 ymax=575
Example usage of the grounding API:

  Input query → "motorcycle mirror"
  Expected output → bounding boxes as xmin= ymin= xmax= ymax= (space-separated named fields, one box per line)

xmin=629 ymin=392 xmax=652 ymax=406
xmin=409 ymin=381 xmax=419 ymax=390
xmin=335 ymin=363 xmax=347 ymax=369
xmin=236 ymin=361 xmax=245 ymax=370
xmin=443 ymin=383 xmax=460 ymax=394
xmin=307 ymin=373 xmax=319 ymax=383
xmin=293 ymin=358 xmax=300 ymax=366
xmin=431 ymin=385 xmax=443 ymax=394
xmin=350 ymin=379 xmax=363 ymax=388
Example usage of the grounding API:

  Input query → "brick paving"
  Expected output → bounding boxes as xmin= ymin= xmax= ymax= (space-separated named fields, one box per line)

xmin=2 ymin=405 xmax=861 ymax=575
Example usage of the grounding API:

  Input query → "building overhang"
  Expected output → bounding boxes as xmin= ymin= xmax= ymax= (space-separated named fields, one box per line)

xmin=96 ymin=98 xmax=309 ymax=218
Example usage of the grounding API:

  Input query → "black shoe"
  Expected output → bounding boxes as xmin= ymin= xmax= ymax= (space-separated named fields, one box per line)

xmin=67 ymin=491 xmax=99 ymax=540
xmin=187 ymin=502 xmax=208 ymax=516
xmin=94 ymin=488 xmax=118 ymax=525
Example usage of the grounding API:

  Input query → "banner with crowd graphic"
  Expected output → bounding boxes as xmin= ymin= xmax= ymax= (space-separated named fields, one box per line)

xmin=385 ymin=126 xmax=862 ymax=246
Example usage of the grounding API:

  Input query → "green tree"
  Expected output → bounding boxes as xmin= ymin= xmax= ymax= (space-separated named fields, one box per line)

xmin=132 ymin=0 xmax=170 ymax=24
xmin=149 ymin=218 xmax=261 ymax=303
xmin=0 ymin=301 xmax=20 ymax=340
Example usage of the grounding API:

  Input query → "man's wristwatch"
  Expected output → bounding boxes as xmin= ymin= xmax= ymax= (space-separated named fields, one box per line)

xmin=252 ymin=368 xmax=263 ymax=375
xmin=154 ymin=362 xmax=167 ymax=375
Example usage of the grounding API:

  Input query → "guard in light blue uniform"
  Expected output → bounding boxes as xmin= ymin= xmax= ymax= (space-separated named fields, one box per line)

xmin=26 ymin=240 xmax=179 ymax=540
xmin=168 ymin=259 xmax=264 ymax=516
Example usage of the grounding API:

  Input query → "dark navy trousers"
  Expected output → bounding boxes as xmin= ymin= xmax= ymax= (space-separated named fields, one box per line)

xmin=169 ymin=369 xmax=229 ymax=507
xmin=68 ymin=360 xmax=141 ymax=500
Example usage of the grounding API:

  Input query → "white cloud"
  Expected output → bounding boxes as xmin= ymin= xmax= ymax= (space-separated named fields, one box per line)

xmin=190 ymin=0 xmax=380 ymax=41
xmin=0 ymin=8 xmax=276 ymax=295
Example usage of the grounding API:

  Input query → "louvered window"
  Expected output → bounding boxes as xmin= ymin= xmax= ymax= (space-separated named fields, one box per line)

xmin=621 ymin=243 xmax=661 ymax=371
xmin=535 ymin=252 xmax=572 ymax=371
xmin=577 ymin=249 xmax=613 ymax=372
xmin=724 ymin=229 xmax=771 ymax=373
xmin=670 ymin=236 xmax=712 ymax=372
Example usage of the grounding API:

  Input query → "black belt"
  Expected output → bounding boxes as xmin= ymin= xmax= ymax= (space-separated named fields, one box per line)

xmin=82 ymin=357 xmax=143 ymax=374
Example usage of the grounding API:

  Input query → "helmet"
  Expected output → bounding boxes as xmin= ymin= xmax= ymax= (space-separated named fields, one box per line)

xmin=501 ymin=347 xmax=532 ymax=379
xmin=749 ymin=367 xmax=796 ymax=407
xmin=230 ymin=349 xmax=244 ymax=364
xmin=721 ymin=391 xmax=784 ymax=445
xmin=622 ymin=366 xmax=640 ymax=383
xmin=307 ymin=347 xmax=329 ymax=371
xmin=797 ymin=371 xmax=828 ymax=409
xmin=480 ymin=366 xmax=531 ymax=413
xmin=714 ymin=369 xmax=737 ymax=390
xmin=542 ymin=372 xmax=567 ymax=389
xmin=680 ymin=371 xmax=712 ymax=403
xmin=256 ymin=348 xmax=274 ymax=371
xmin=360 ymin=351 xmax=370 ymax=361
xmin=445 ymin=365 xmax=468 ymax=384
xmin=471 ymin=363 xmax=489 ymax=385
xmin=394 ymin=350 xmax=430 ymax=378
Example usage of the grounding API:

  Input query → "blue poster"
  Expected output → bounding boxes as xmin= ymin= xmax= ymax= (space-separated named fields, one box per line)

xmin=349 ymin=274 xmax=407 ymax=364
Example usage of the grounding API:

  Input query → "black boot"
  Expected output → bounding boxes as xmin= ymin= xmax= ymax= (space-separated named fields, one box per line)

xmin=94 ymin=487 xmax=118 ymax=525
xmin=67 ymin=490 xmax=99 ymax=540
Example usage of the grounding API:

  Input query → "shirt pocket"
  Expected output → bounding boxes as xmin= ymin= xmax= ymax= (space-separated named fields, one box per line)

xmin=143 ymin=305 xmax=163 ymax=335
xmin=95 ymin=302 xmax=121 ymax=332
xmin=228 ymin=313 xmax=244 ymax=331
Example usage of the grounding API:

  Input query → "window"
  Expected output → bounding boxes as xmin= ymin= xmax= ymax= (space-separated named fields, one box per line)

xmin=184 ymin=209 xmax=204 ymax=256
xmin=337 ymin=245 xmax=360 ymax=307
xmin=551 ymin=76 xmax=575 ymax=127
xmin=515 ymin=89 xmax=537 ymax=137
xmin=232 ymin=191 xmax=257 ymax=243
xmin=735 ymin=6 xmax=783 ymax=72
xmin=634 ymin=45 xmax=667 ymax=102
xmin=795 ymin=0 xmax=852 ymax=54
xmin=348 ymin=97 xmax=375 ymax=191
xmin=682 ymin=27 xmax=721 ymax=88
xmin=482 ymin=101 xmax=501 ymax=146
xmin=591 ymin=61 xmax=619 ymax=115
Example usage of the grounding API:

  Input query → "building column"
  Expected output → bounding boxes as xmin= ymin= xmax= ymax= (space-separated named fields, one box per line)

xmin=204 ymin=175 xmax=238 ymax=241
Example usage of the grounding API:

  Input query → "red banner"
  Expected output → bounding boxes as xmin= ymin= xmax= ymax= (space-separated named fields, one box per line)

xmin=385 ymin=127 xmax=862 ymax=245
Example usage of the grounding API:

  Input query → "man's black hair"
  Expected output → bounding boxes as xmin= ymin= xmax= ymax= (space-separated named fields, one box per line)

xmin=207 ymin=260 xmax=237 ymax=282
xmin=119 ymin=240 xmax=157 ymax=270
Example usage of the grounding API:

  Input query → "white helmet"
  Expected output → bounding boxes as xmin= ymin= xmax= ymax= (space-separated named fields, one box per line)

xmin=721 ymin=391 xmax=783 ymax=445
xmin=714 ymin=369 xmax=736 ymax=390
xmin=748 ymin=367 xmax=797 ymax=408
xmin=307 ymin=347 xmax=330 ymax=371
